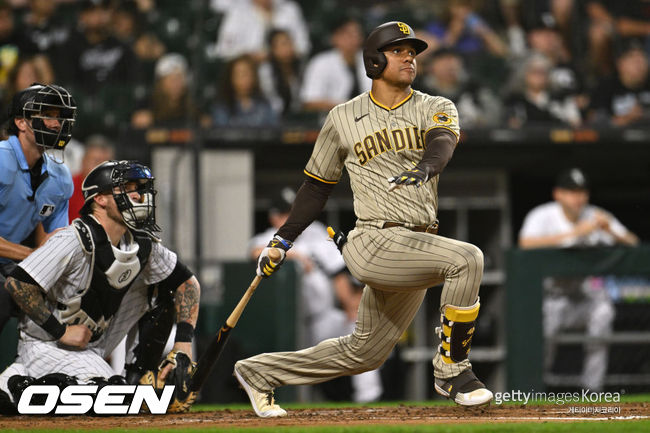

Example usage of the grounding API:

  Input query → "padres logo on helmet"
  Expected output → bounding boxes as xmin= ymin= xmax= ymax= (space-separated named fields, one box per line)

xmin=397 ymin=22 xmax=410 ymax=35
xmin=362 ymin=21 xmax=428 ymax=79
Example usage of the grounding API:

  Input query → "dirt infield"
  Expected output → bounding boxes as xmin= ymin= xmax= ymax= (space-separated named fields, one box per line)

xmin=0 ymin=402 xmax=648 ymax=429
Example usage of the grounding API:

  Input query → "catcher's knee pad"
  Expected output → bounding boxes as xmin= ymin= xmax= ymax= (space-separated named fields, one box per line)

xmin=436 ymin=300 xmax=480 ymax=364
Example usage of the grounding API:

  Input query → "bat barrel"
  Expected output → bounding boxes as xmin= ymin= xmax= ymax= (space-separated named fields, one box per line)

xmin=190 ymin=326 xmax=232 ymax=392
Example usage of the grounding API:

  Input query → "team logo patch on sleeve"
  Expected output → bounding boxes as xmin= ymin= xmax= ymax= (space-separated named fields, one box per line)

xmin=39 ymin=204 xmax=55 ymax=216
xmin=433 ymin=113 xmax=452 ymax=125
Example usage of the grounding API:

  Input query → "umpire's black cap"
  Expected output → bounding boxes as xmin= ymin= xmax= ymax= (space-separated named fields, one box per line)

xmin=555 ymin=168 xmax=589 ymax=190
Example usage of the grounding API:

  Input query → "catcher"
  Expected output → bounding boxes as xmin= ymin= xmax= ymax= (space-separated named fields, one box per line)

xmin=0 ymin=160 xmax=199 ymax=414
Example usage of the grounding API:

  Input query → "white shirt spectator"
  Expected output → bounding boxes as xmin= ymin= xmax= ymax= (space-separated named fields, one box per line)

xmin=214 ymin=0 xmax=310 ymax=59
xmin=300 ymin=50 xmax=370 ymax=106
xmin=519 ymin=202 xmax=630 ymax=248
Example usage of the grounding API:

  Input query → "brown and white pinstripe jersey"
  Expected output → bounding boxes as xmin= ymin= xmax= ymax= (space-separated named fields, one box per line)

xmin=305 ymin=89 xmax=460 ymax=227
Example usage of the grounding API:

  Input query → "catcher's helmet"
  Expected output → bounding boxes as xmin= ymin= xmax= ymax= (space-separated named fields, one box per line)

xmin=363 ymin=21 xmax=428 ymax=79
xmin=6 ymin=83 xmax=77 ymax=153
xmin=81 ymin=160 xmax=160 ymax=238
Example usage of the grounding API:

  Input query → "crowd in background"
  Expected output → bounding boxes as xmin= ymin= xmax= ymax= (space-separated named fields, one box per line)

xmin=1 ymin=0 xmax=650 ymax=149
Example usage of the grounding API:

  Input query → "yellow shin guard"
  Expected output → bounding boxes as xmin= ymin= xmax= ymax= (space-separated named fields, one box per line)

xmin=436 ymin=300 xmax=480 ymax=364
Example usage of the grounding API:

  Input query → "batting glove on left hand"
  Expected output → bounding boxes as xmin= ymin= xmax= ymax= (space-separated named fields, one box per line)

xmin=387 ymin=167 xmax=429 ymax=190
xmin=257 ymin=235 xmax=292 ymax=277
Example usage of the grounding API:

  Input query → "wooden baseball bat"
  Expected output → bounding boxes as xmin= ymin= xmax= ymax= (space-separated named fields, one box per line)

xmin=190 ymin=248 xmax=282 ymax=392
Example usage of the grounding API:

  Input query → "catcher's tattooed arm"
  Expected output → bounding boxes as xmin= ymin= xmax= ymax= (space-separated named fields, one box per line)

xmin=4 ymin=276 xmax=91 ymax=347
xmin=160 ymin=276 xmax=201 ymax=381
xmin=4 ymin=276 xmax=50 ymax=325
xmin=175 ymin=276 xmax=200 ymax=327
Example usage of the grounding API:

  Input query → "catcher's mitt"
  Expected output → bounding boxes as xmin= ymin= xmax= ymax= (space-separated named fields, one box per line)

xmin=139 ymin=350 xmax=197 ymax=413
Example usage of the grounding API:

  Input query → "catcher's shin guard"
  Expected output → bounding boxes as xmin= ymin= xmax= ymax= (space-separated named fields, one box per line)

xmin=436 ymin=300 xmax=480 ymax=364
xmin=125 ymin=284 xmax=175 ymax=384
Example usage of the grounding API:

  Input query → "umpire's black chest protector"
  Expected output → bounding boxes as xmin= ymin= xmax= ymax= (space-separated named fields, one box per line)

xmin=72 ymin=215 xmax=152 ymax=341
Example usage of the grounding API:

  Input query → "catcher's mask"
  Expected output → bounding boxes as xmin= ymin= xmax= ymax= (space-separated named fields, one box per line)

xmin=363 ymin=21 xmax=428 ymax=79
xmin=7 ymin=83 xmax=77 ymax=163
xmin=81 ymin=160 xmax=161 ymax=239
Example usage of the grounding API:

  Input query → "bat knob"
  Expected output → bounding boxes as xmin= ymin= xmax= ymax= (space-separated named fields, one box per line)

xmin=327 ymin=226 xmax=335 ymax=239
xmin=268 ymin=247 xmax=282 ymax=263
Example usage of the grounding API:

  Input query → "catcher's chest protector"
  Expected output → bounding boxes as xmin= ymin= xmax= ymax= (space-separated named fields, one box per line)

xmin=72 ymin=215 xmax=152 ymax=341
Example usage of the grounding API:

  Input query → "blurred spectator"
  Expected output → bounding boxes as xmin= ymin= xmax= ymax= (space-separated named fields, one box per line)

xmin=59 ymin=0 xmax=139 ymax=94
xmin=519 ymin=1 xmax=577 ymax=55
xmin=131 ymin=53 xmax=203 ymax=129
xmin=211 ymin=54 xmax=278 ymax=127
xmin=300 ymin=17 xmax=370 ymax=112
xmin=21 ymin=0 xmax=71 ymax=59
xmin=588 ymin=42 xmax=650 ymax=127
xmin=519 ymin=167 xmax=638 ymax=391
xmin=0 ymin=2 xmax=37 ymax=96
xmin=505 ymin=54 xmax=581 ymax=128
xmin=57 ymin=0 xmax=141 ymax=137
xmin=419 ymin=47 xmax=501 ymax=127
xmin=423 ymin=0 xmax=509 ymax=90
xmin=112 ymin=0 xmax=165 ymax=71
xmin=67 ymin=134 xmax=115 ymax=221
xmin=586 ymin=1 xmax=650 ymax=78
xmin=526 ymin=21 xmax=583 ymax=99
xmin=2 ymin=56 xmax=48 ymax=106
xmin=499 ymin=0 xmax=527 ymax=57
xmin=258 ymin=29 xmax=304 ymax=116
xmin=425 ymin=0 xmax=508 ymax=59
xmin=610 ymin=2 xmax=650 ymax=54
xmin=249 ymin=187 xmax=382 ymax=403
xmin=213 ymin=0 xmax=310 ymax=62
xmin=585 ymin=1 xmax=616 ymax=77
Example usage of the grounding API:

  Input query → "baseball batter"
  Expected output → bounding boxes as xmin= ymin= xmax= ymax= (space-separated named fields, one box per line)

xmin=235 ymin=21 xmax=492 ymax=418
xmin=0 ymin=160 xmax=200 ymax=414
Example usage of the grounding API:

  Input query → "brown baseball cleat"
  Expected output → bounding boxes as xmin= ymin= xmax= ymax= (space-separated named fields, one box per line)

xmin=234 ymin=365 xmax=287 ymax=418
xmin=434 ymin=369 xmax=493 ymax=406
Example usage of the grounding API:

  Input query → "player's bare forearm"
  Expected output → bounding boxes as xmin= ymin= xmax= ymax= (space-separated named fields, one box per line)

xmin=4 ymin=276 xmax=50 ymax=325
xmin=518 ymin=233 xmax=573 ymax=249
xmin=615 ymin=231 xmax=640 ymax=247
xmin=175 ymin=276 xmax=200 ymax=327
xmin=0 ymin=236 xmax=33 ymax=261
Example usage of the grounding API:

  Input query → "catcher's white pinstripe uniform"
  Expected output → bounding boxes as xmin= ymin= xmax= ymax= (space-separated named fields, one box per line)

xmin=0 ymin=225 xmax=176 ymax=386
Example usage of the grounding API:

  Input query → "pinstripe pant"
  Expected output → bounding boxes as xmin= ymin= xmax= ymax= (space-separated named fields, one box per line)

xmin=236 ymin=226 xmax=484 ymax=391
xmin=0 ymin=339 xmax=116 ymax=399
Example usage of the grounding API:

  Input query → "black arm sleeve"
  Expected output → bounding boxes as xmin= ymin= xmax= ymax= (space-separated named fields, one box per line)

xmin=9 ymin=266 xmax=39 ymax=286
xmin=276 ymin=177 xmax=335 ymax=242
xmin=416 ymin=128 xmax=457 ymax=179
xmin=159 ymin=260 xmax=193 ymax=292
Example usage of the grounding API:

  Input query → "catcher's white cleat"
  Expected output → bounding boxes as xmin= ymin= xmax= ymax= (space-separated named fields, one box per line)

xmin=234 ymin=365 xmax=287 ymax=418
xmin=434 ymin=369 xmax=493 ymax=407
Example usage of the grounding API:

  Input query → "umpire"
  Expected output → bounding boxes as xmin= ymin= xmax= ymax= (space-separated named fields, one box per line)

xmin=0 ymin=83 xmax=77 ymax=332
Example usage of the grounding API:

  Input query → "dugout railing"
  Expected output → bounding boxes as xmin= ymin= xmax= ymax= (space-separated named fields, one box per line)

xmin=506 ymin=246 xmax=650 ymax=394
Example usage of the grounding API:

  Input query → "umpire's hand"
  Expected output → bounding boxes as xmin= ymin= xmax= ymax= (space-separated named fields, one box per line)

xmin=59 ymin=325 xmax=92 ymax=349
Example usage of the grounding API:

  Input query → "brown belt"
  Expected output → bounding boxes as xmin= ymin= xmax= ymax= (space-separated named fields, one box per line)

xmin=382 ymin=221 xmax=439 ymax=234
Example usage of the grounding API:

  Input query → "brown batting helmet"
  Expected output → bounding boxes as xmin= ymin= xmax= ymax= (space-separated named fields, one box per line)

xmin=362 ymin=21 xmax=428 ymax=79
